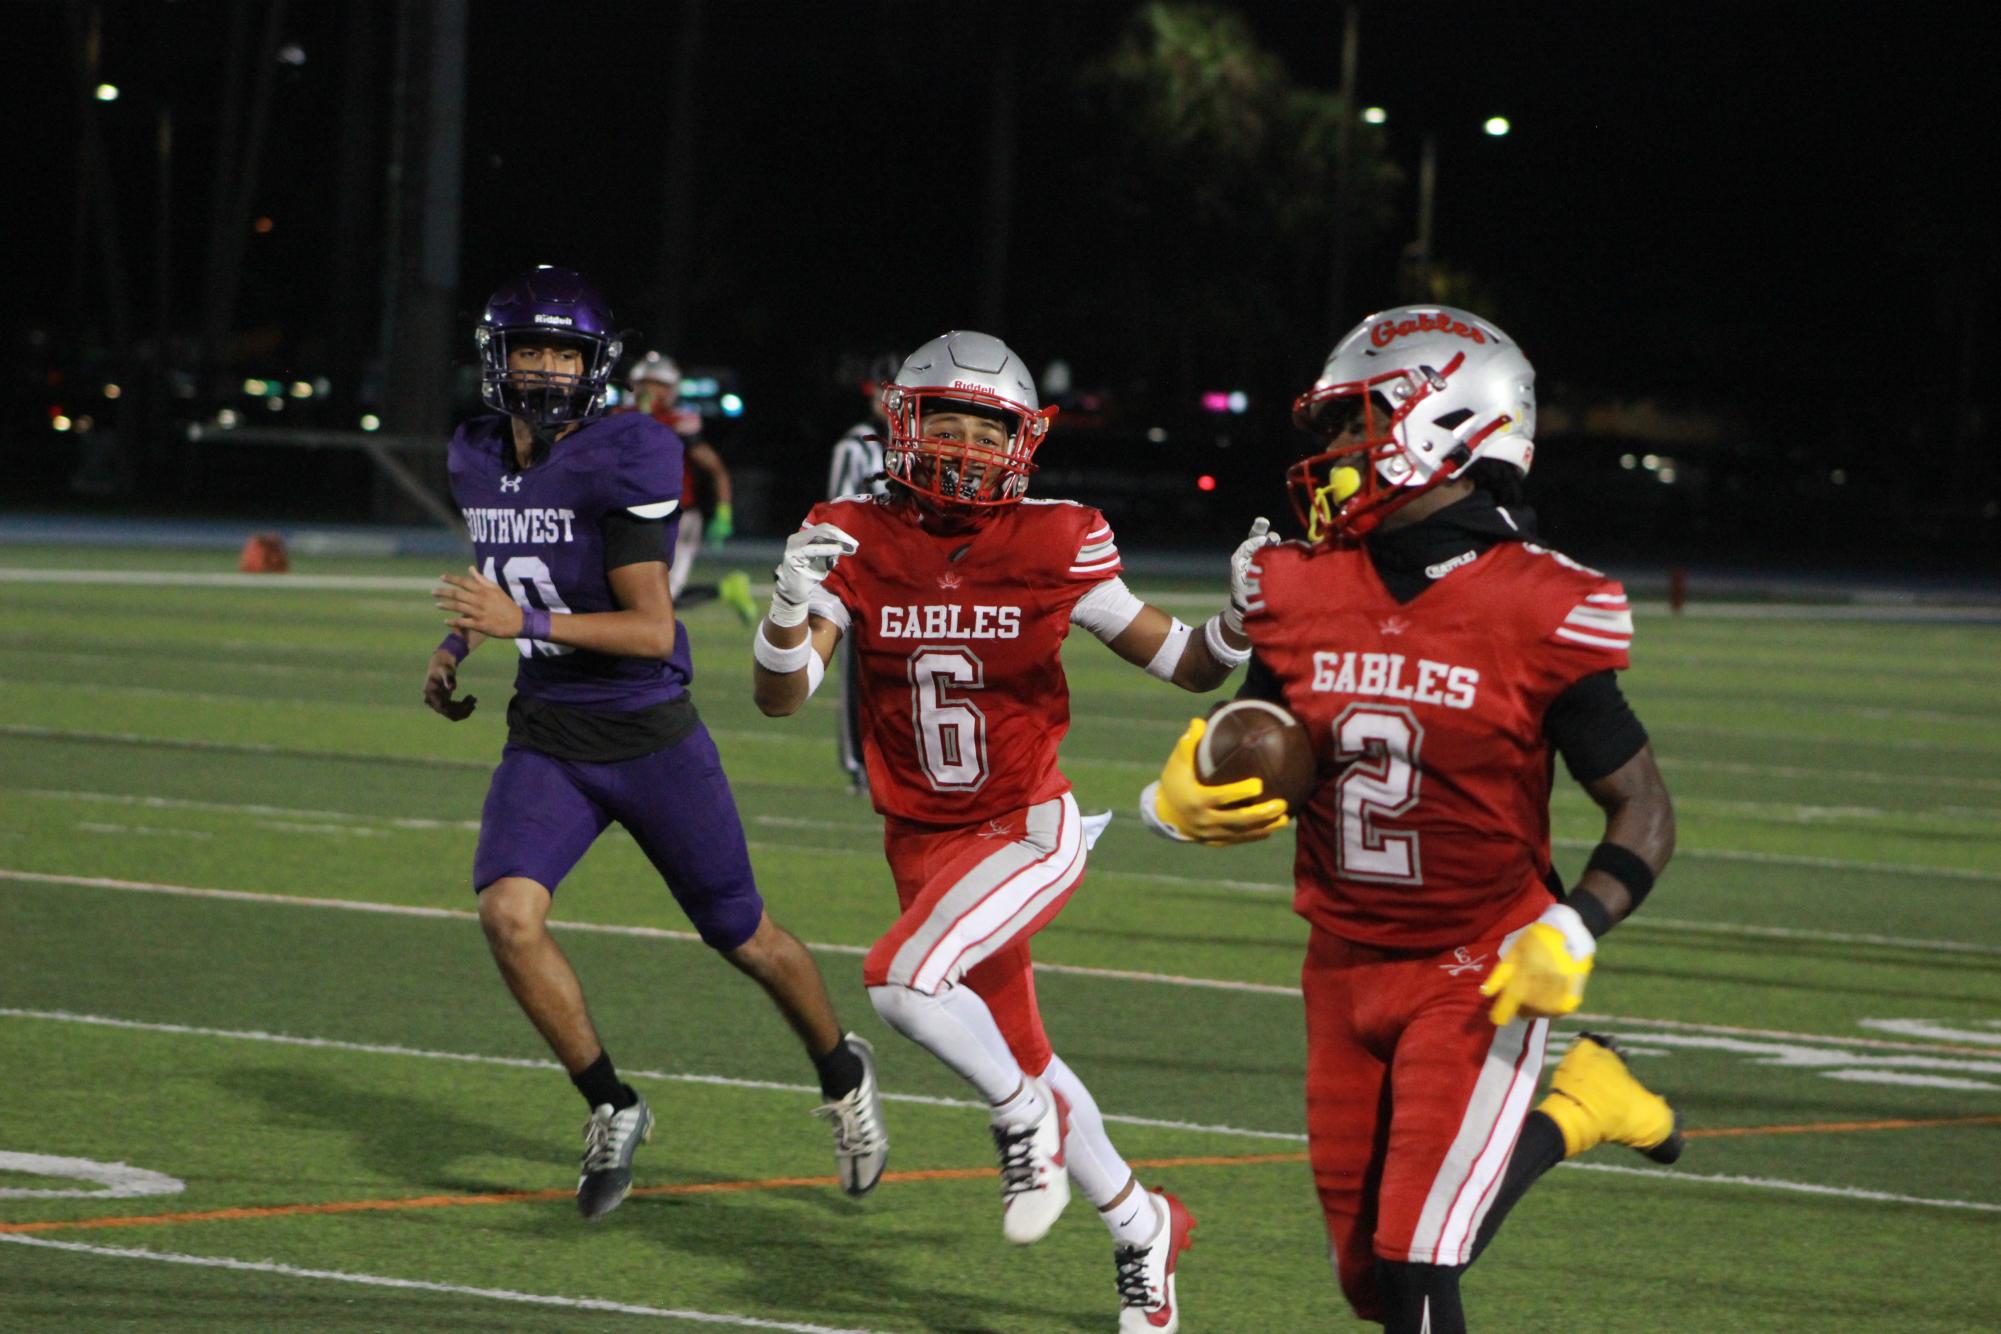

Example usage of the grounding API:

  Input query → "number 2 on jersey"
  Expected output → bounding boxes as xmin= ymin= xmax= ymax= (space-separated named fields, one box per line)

xmin=1332 ymin=703 xmax=1424 ymax=884
xmin=908 ymin=647 xmax=989 ymax=791
xmin=482 ymin=555 xmax=575 ymax=658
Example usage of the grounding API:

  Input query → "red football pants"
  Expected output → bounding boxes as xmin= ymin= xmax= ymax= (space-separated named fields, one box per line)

xmin=1302 ymin=888 xmax=1551 ymax=1321
xmin=863 ymin=793 xmax=1086 ymax=1077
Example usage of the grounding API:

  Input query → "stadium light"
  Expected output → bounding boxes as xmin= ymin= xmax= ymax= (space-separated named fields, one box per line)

xmin=52 ymin=415 xmax=72 ymax=432
xmin=95 ymin=83 xmax=119 ymax=102
xmin=359 ymin=414 xmax=381 ymax=431
xmin=1483 ymin=116 xmax=1511 ymax=137
xmin=103 ymin=384 xmax=122 ymax=399
xmin=720 ymin=393 xmax=744 ymax=417
xmin=1361 ymin=106 xmax=1387 ymax=125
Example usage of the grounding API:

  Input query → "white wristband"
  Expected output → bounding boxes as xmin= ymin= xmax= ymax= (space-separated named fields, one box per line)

xmin=1537 ymin=902 xmax=1599 ymax=961
xmin=804 ymin=650 xmax=826 ymax=697
xmin=767 ymin=593 xmax=810 ymax=628
xmin=1203 ymin=612 xmax=1251 ymax=669
xmin=1138 ymin=780 xmax=1194 ymax=842
xmin=753 ymin=622 xmax=815 ymax=674
xmin=1144 ymin=618 xmax=1193 ymax=682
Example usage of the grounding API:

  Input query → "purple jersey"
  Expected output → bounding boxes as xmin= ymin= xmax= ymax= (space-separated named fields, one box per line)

xmin=449 ymin=413 xmax=695 ymax=710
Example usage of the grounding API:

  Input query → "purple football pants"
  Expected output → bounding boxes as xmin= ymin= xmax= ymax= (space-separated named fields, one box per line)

xmin=472 ymin=724 xmax=765 ymax=951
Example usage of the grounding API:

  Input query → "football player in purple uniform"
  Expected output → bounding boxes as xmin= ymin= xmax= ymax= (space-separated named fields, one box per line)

xmin=425 ymin=266 xmax=888 ymax=1220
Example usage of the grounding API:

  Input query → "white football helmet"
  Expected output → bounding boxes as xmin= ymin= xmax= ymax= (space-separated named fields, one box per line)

xmin=881 ymin=330 xmax=1054 ymax=507
xmin=628 ymin=351 xmax=681 ymax=395
xmin=1289 ymin=305 xmax=1536 ymax=543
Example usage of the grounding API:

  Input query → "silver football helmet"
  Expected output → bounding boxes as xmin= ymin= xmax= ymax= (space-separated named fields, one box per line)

xmin=881 ymin=331 xmax=1053 ymax=507
xmin=1289 ymin=305 xmax=1536 ymax=543
xmin=628 ymin=350 xmax=681 ymax=394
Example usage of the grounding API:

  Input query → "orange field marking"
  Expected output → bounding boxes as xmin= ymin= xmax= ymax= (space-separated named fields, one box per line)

xmin=4 ymin=1118 xmax=1993 ymax=1238
xmin=0 ymin=1151 xmax=1306 ymax=1237
xmin=1680 ymin=1112 xmax=2001 ymax=1140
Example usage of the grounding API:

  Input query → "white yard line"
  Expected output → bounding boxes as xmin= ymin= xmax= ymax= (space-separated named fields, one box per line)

xmin=0 ymin=1234 xmax=887 ymax=1332
xmin=1559 ymin=1161 xmax=2001 ymax=1214
xmin=3 ymin=870 xmax=1992 ymax=1057
xmin=0 ymin=568 xmax=436 ymax=592
xmin=11 ymin=774 xmax=2000 ymax=886
xmin=0 ymin=1006 xmax=1304 ymax=1145
xmin=4 ymin=1007 xmax=1997 ymax=1219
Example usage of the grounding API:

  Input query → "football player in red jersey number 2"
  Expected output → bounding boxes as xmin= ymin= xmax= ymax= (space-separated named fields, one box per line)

xmin=754 ymin=331 xmax=1259 ymax=1333
xmin=1143 ymin=306 xmax=1686 ymax=1333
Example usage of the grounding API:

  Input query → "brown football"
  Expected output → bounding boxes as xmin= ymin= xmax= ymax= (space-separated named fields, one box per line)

xmin=1196 ymin=699 xmax=1318 ymax=812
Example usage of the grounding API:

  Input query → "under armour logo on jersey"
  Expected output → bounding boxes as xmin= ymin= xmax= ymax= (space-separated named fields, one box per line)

xmin=1439 ymin=947 xmax=1488 ymax=976
xmin=1379 ymin=615 xmax=1410 ymax=636
xmin=937 ymin=572 xmax=963 ymax=591
xmin=500 ymin=475 xmax=523 ymax=493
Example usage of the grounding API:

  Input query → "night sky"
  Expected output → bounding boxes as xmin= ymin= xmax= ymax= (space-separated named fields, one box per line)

xmin=14 ymin=1 xmax=1998 ymax=556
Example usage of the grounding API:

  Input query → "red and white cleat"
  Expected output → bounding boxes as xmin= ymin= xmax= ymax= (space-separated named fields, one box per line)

xmin=993 ymin=1078 xmax=1070 ymax=1244
xmin=1115 ymin=1189 xmax=1195 ymax=1332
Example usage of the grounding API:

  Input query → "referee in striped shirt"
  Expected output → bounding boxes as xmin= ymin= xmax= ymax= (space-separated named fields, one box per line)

xmin=825 ymin=358 xmax=895 ymax=793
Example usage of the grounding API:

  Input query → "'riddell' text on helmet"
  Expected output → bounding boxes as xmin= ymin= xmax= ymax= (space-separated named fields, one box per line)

xmin=882 ymin=331 xmax=1055 ymax=508
xmin=1288 ymin=304 xmax=1536 ymax=545
xmin=475 ymin=266 xmax=623 ymax=433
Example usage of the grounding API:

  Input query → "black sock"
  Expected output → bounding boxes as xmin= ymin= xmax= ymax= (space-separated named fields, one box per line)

xmin=1468 ymin=1110 xmax=1567 ymax=1264
xmin=812 ymin=1035 xmax=865 ymax=1100
xmin=1376 ymin=1261 xmax=1466 ymax=1334
xmin=571 ymin=1051 xmax=637 ymax=1112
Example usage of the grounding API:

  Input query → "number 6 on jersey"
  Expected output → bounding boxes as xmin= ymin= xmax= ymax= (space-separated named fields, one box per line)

xmin=909 ymin=647 xmax=990 ymax=791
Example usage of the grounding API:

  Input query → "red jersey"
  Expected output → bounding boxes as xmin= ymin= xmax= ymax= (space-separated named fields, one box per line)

xmin=808 ymin=496 xmax=1121 ymax=826
xmin=1244 ymin=539 xmax=1631 ymax=951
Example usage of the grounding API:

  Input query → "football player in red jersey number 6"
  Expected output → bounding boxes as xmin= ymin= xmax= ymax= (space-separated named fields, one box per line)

xmin=753 ymin=330 xmax=1262 ymax=1333
xmin=1142 ymin=306 xmax=1685 ymax=1333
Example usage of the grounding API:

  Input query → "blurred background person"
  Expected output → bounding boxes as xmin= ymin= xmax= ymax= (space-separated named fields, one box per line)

xmin=624 ymin=351 xmax=754 ymax=621
xmin=825 ymin=354 xmax=896 ymax=795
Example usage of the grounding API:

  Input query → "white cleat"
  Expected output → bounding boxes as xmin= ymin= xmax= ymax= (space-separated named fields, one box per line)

xmin=1116 ymin=1190 xmax=1196 ymax=1333
xmin=577 ymin=1096 xmax=653 ymax=1222
xmin=993 ymin=1077 xmax=1070 ymax=1244
xmin=812 ymin=1033 xmax=890 ymax=1197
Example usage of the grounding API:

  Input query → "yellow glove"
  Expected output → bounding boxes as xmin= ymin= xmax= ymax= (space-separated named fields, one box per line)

xmin=1139 ymin=718 xmax=1290 ymax=846
xmin=1480 ymin=903 xmax=1597 ymax=1025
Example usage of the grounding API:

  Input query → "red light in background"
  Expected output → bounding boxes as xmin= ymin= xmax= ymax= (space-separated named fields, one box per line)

xmin=1196 ymin=474 xmax=1217 ymax=492
xmin=252 ymin=216 xmax=275 ymax=234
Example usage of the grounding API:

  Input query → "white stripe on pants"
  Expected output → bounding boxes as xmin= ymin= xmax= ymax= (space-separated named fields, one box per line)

xmin=1406 ymin=1015 xmax=1549 ymax=1265
xmin=883 ymin=793 xmax=1084 ymax=995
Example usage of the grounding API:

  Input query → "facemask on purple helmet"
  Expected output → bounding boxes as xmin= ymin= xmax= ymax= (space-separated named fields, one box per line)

xmin=475 ymin=266 xmax=623 ymax=432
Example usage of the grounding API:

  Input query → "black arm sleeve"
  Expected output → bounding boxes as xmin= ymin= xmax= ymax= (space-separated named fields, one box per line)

xmin=601 ymin=510 xmax=671 ymax=569
xmin=1236 ymin=651 xmax=1287 ymax=703
xmin=1543 ymin=669 xmax=1649 ymax=784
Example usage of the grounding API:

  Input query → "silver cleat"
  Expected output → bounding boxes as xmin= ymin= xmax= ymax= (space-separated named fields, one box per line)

xmin=577 ymin=1095 xmax=653 ymax=1221
xmin=812 ymin=1034 xmax=890 ymax=1197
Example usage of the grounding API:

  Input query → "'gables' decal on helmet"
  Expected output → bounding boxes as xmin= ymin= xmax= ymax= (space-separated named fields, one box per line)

xmin=1370 ymin=312 xmax=1488 ymax=348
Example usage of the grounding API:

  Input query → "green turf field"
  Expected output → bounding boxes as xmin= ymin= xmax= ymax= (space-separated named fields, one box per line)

xmin=2 ymin=546 xmax=1997 ymax=1332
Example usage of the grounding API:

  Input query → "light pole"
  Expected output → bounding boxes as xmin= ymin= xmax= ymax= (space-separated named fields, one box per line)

xmin=1364 ymin=110 xmax=1511 ymax=301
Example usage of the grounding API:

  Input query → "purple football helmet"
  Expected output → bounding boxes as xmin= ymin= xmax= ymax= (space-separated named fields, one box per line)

xmin=475 ymin=266 xmax=623 ymax=430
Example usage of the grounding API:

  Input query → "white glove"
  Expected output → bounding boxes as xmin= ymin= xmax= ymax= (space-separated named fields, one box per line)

xmin=1225 ymin=517 xmax=1279 ymax=635
xmin=769 ymin=523 xmax=858 ymax=627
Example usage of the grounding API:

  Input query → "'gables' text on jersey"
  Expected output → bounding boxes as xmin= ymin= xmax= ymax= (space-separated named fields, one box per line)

xmin=807 ymin=497 xmax=1120 ymax=825
xmin=447 ymin=413 xmax=694 ymax=709
xmin=1245 ymin=540 xmax=1632 ymax=950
